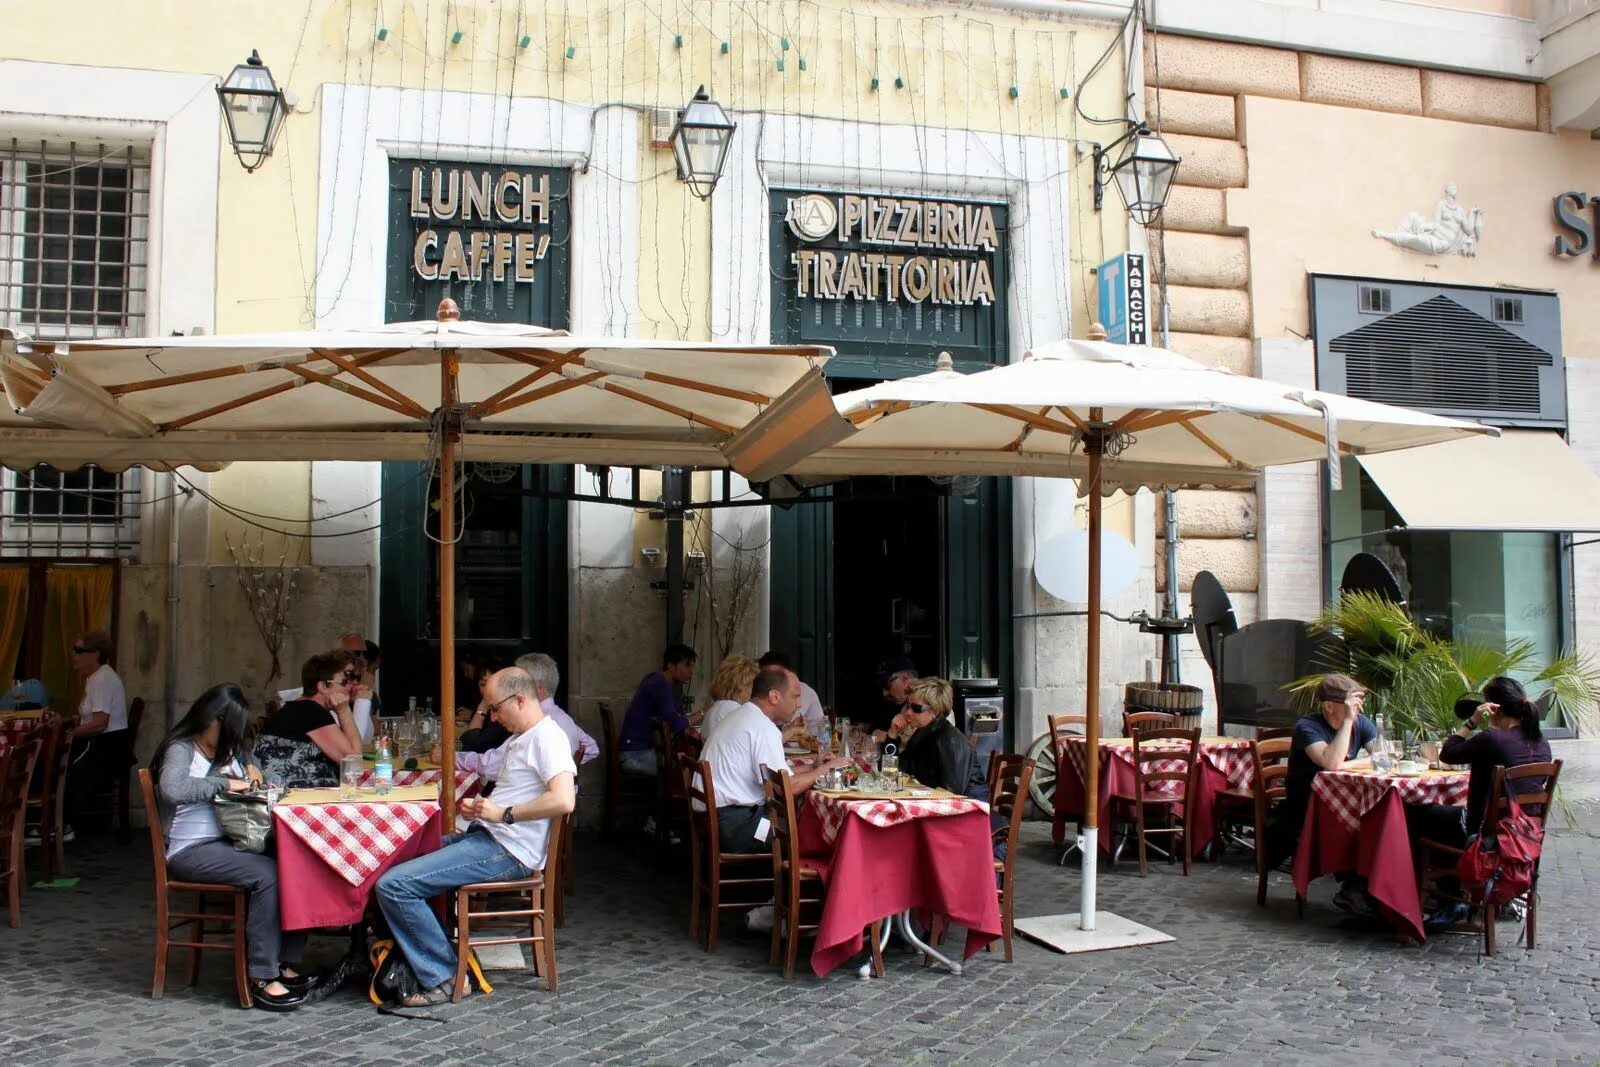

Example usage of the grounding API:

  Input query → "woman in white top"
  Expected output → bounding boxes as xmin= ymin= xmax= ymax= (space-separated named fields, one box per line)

xmin=698 ymin=655 xmax=759 ymax=738
xmin=151 ymin=684 xmax=308 ymax=1012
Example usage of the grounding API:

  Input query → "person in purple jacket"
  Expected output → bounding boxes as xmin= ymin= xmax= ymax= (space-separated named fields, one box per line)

xmin=617 ymin=643 xmax=697 ymax=777
xmin=1408 ymin=675 xmax=1553 ymax=928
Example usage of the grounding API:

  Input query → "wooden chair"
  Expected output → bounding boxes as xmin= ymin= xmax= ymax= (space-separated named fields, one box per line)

xmin=990 ymin=754 xmax=1035 ymax=962
xmin=1254 ymin=725 xmax=1294 ymax=742
xmin=24 ymin=711 xmax=74 ymax=880
xmin=1122 ymin=710 xmax=1178 ymax=737
xmin=1416 ymin=760 xmax=1562 ymax=956
xmin=1250 ymin=737 xmax=1292 ymax=906
xmin=1119 ymin=728 xmax=1200 ymax=876
xmin=1045 ymin=714 xmax=1088 ymax=862
xmin=764 ymin=767 xmax=883 ymax=979
xmin=652 ymin=720 xmax=697 ymax=847
xmin=116 ymin=697 xmax=145 ymax=841
xmin=2 ymin=736 xmax=43 ymax=928
xmin=137 ymin=769 xmax=253 ymax=1008
xmin=549 ymin=747 xmax=581 ymax=929
xmin=451 ymin=812 xmax=566 ymax=999
xmin=599 ymin=702 xmax=653 ymax=839
xmin=680 ymin=753 xmax=773 ymax=952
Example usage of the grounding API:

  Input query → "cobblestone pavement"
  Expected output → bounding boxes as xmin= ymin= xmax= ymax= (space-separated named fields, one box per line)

xmin=2 ymin=819 xmax=1598 ymax=1067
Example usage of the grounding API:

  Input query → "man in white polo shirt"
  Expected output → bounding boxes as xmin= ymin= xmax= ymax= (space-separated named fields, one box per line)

xmin=701 ymin=667 xmax=847 ymax=854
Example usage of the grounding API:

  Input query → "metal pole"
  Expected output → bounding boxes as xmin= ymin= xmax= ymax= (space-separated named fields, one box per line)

xmin=663 ymin=466 xmax=688 ymax=646
xmin=1081 ymin=414 xmax=1104 ymax=931
xmin=1162 ymin=488 xmax=1181 ymax=684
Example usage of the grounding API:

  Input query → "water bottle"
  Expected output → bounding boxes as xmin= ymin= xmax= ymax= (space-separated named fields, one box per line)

xmin=840 ymin=725 xmax=856 ymax=785
xmin=817 ymin=720 xmax=832 ymax=757
xmin=373 ymin=736 xmax=393 ymax=795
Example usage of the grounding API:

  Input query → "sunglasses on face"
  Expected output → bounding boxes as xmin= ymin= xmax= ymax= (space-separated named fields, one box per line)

xmin=907 ymin=703 xmax=931 ymax=714
xmin=72 ymin=645 xmax=92 ymax=655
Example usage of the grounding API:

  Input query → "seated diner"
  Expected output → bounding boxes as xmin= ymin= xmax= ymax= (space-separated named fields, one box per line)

xmin=893 ymin=676 xmax=987 ymax=801
xmin=253 ymin=650 xmax=365 ymax=788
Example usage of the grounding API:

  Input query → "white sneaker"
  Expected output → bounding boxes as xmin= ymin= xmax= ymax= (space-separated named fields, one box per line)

xmin=1498 ymin=899 xmax=1527 ymax=922
xmin=23 ymin=829 xmax=41 ymax=846
xmin=745 ymin=905 xmax=775 ymax=933
xmin=61 ymin=825 xmax=75 ymax=844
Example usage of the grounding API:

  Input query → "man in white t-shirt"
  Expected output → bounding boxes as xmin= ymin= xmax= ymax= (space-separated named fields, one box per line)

xmin=376 ymin=667 xmax=576 ymax=1005
xmin=65 ymin=628 xmax=129 ymax=833
xmin=701 ymin=667 xmax=847 ymax=854
xmin=757 ymin=651 xmax=827 ymax=737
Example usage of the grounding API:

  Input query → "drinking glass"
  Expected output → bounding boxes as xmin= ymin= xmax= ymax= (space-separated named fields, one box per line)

xmin=1419 ymin=739 xmax=1441 ymax=767
xmin=396 ymin=723 xmax=418 ymax=759
xmin=266 ymin=773 xmax=285 ymax=805
xmin=881 ymin=746 xmax=900 ymax=790
xmin=1371 ymin=741 xmax=1395 ymax=775
xmin=340 ymin=754 xmax=363 ymax=800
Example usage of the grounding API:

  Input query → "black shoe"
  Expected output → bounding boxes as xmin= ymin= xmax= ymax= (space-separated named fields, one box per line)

xmin=251 ymin=981 xmax=307 ymax=1012
xmin=278 ymin=970 xmax=317 ymax=994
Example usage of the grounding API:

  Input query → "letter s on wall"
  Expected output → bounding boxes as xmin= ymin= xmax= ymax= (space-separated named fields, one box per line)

xmin=1552 ymin=191 xmax=1592 ymax=258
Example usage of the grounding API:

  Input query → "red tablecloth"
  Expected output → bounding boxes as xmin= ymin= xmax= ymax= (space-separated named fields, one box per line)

xmin=798 ymin=792 xmax=1001 ymax=977
xmin=274 ymin=803 xmax=442 ymax=930
xmin=1054 ymin=737 xmax=1245 ymax=857
xmin=1291 ymin=769 xmax=1468 ymax=944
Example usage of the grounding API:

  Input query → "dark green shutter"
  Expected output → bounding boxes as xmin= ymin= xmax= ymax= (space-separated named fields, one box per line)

xmin=768 ymin=491 xmax=835 ymax=704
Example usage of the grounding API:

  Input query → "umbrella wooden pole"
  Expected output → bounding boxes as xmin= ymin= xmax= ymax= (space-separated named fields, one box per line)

xmin=438 ymin=305 xmax=461 ymax=833
xmin=1080 ymin=414 xmax=1105 ymax=931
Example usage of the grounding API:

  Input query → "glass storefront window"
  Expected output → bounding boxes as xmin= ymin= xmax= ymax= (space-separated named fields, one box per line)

xmin=1328 ymin=456 xmax=1562 ymax=672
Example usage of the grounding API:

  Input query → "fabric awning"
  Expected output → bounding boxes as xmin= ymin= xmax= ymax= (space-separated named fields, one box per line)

xmin=1354 ymin=429 xmax=1600 ymax=532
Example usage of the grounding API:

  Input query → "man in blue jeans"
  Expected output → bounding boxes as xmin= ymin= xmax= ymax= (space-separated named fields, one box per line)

xmin=376 ymin=667 xmax=576 ymax=1005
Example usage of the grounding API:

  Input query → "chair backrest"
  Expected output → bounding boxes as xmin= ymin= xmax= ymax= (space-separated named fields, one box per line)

xmin=990 ymin=754 xmax=1036 ymax=857
xmin=128 ymin=696 xmax=146 ymax=740
xmin=1130 ymin=727 xmax=1200 ymax=798
xmin=1047 ymin=714 xmax=1087 ymax=769
xmin=763 ymin=766 xmax=802 ymax=878
xmin=1253 ymin=737 xmax=1292 ymax=811
xmin=136 ymin=768 xmax=173 ymax=894
xmin=1123 ymin=711 xmax=1178 ymax=737
xmin=0 ymin=738 xmax=43 ymax=846
xmin=1488 ymin=760 xmax=1563 ymax=827
xmin=597 ymin=701 xmax=618 ymax=769
xmin=680 ymin=753 xmax=718 ymax=861
xmin=1254 ymin=725 xmax=1294 ymax=742
xmin=32 ymin=711 xmax=73 ymax=812
xmin=680 ymin=729 xmax=705 ymax=764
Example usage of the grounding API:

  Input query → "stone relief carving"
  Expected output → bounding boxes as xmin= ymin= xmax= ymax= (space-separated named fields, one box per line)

xmin=1372 ymin=183 xmax=1484 ymax=257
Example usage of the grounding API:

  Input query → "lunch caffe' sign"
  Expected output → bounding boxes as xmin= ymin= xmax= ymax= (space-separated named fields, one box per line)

xmin=783 ymin=192 xmax=1001 ymax=306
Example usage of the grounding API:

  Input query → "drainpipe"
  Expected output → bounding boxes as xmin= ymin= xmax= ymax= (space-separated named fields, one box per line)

xmin=165 ymin=472 xmax=182 ymax=728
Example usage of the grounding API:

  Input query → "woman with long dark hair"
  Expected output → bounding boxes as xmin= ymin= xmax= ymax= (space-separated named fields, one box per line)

xmin=152 ymin=684 xmax=309 ymax=1011
xmin=1408 ymin=675 xmax=1553 ymax=928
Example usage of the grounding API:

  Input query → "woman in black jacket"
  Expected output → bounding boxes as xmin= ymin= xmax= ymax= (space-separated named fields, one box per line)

xmin=893 ymin=676 xmax=988 ymax=801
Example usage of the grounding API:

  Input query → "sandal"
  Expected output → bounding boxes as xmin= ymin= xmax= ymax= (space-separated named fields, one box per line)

xmin=399 ymin=982 xmax=454 ymax=1007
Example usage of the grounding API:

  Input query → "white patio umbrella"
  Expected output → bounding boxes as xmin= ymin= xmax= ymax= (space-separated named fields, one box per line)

xmin=750 ymin=338 xmax=1494 ymax=932
xmin=0 ymin=300 xmax=839 ymax=825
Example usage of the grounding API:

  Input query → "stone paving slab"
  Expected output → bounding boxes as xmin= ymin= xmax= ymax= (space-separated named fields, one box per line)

xmin=1 ymin=820 xmax=1598 ymax=1065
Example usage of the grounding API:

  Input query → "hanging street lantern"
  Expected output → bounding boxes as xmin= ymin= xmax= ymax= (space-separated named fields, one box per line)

xmin=670 ymin=86 xmax=737 ymax=200
xmin=216 ymin=50 xmax=289 ymax=174
xmin=1093 ymin=123 xmax=1181 ymax=227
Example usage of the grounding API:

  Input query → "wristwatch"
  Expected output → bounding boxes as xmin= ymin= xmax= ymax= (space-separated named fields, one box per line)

xmin=500 ymin=807 xmax=516 ymax=825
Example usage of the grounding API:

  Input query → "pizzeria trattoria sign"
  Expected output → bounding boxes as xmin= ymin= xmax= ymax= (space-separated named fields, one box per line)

xmin=783 ymin=192 xmax=1001 ymax=306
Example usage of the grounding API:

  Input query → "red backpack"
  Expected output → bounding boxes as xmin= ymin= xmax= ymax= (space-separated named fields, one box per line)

xmin=1456 ymin=775 xmax=1545 ymax=909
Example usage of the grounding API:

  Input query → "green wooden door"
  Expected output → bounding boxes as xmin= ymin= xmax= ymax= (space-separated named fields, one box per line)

xmin=768 ymin=490 xmax=835 ymax=703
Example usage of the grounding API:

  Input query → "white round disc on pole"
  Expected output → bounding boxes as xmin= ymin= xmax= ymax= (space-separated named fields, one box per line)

xmin=1034 ymin=529 xmax=1138 ymax=603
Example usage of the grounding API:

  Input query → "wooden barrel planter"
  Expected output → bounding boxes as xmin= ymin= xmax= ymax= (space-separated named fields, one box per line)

xmin=1123 ymin=682 xmax=1204 ymax=732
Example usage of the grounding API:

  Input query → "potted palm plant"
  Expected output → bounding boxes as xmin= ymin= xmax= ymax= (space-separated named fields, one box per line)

xmin=1292 ymin=592 xmax=1600 ymax=744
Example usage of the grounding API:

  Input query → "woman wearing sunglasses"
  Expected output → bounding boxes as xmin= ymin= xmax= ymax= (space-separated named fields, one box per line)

xmin=895 ymin=677 xmax=989 ymax=801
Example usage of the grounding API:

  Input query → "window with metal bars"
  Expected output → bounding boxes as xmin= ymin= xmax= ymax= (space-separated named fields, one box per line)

xmin=0 ymin=465 xmax=142 ymax=558
xmin=0 ymin=138 xmax=150 ymax=340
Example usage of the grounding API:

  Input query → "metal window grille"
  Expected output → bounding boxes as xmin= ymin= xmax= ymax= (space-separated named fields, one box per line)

xmin=1358 ymin=285 xmax=1392 ymax=314
xmin=0 ymin=465 xmax=142 ymax=558
xmin=0 ymin=138 xmax=150 ymax=340
xmin=1493 ymin=296 xmax=1524 ymax=324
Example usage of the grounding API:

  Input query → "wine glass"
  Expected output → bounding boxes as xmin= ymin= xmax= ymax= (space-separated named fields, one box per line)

xmin=1371 ymin=740 xmax=1395 ymax=775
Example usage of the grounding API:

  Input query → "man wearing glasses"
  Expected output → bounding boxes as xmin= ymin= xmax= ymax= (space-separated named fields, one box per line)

xmin=376 ymin=667 xmax=576 ymax=1006
xmin=63 ymin=629 xmax=129 ymax=835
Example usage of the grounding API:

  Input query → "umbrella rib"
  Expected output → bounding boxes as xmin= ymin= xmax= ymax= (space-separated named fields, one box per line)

xmin=1258 ymin=413 xmax=1354 ymax=453
xmin=1052 ymin=406 xmax=1089 ymax=432
xmin=847 ymin=401 xmax=910 ymax=427
xmin=279 ymin=364 xmax=422 ymax=420
xmin=974 ymin=404 xmax=1078 ymax=438
xmin=313 ymin=349 xmax=430 ymax=420
xmin=469 ymin=367 xmax=558 ymax=418
xmin=1122 ymin=409 xmax=1209 ymax=434
xmin=600 ymin=382 xmax=738 ymax=436
xmin=1109 ymin=408 xmax=1155 ymax=433
xmin=633 ymin=370 xmax=770 ymax=405
xmin=475 ymin=371 xmax=603 ymax=417
xmin=1180 ymin=418 xmax=1243 ymax=466
xmin=467 ymin=349 xmax=591 ymax=417
xmin=107 ymin=348 xmax=399 ymax=396
xmin=163 ymin=380 xmax=298 ymax=430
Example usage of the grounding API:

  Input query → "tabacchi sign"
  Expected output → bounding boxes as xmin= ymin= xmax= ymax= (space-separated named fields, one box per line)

xmin=407 ymin=164 xmax=555 ymax=283
xmin=783 ymin=192 xmax=1001 ymax=306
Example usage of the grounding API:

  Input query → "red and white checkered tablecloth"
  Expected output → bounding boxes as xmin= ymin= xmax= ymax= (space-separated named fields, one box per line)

xmin=1312 ymin=769 xmax=1469 ymax=833
xmin=273 ymin=799 xmax=439 ymax=886
xmin=806 ymin=789 xmax=988 ymax=845
xmin=0 ymin=716 xmax=40 ymax=755
xmin=1061 ymin=736 xmax=1255 ymax=796
xmin=357 ymin=767 xmax=480 ymax=795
